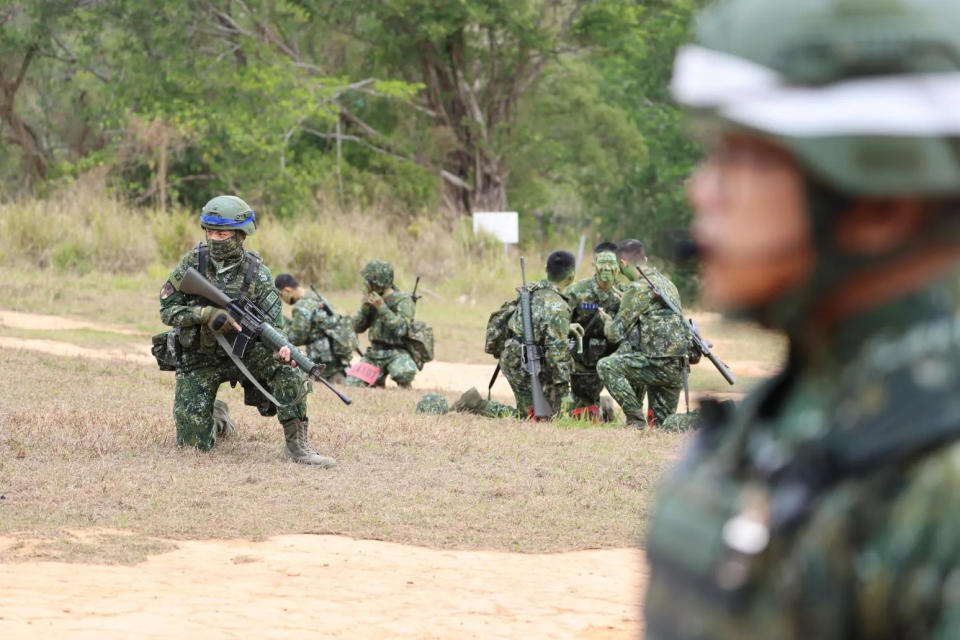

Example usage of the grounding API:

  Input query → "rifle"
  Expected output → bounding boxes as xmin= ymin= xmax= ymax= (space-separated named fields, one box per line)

xmin=180 ymin=267 xmax=352 ymax=405
xmin=309 ymin=284 xmax=336 ymax=316
xmin=411 ymin=275 xmax=422 ymax=304
xmin=517 ymin=257 xmax=553 ymax=418
xmin=637 ymin=268 xmax=736 ymax=386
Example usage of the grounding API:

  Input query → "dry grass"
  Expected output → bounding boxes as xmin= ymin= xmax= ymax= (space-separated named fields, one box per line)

xmin=0 ymin=347 xmax=686 ymax=560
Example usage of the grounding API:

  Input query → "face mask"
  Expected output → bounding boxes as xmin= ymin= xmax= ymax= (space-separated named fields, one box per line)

xmin=209 ymin=234 xmax=244 ymax=263
xmin=595 ymin=253 xmax=619 ymax=287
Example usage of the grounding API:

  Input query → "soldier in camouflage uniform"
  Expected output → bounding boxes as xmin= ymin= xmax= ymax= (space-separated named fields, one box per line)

xmin=159 ymin=195 xmax=335 ymax=467
xmin=274 ymin=273 xmax=358 ymax=383
xmin=500 ymin=251 xmax=577 ymax=418
xmin=563 ymin=242 xmax=622 ymax=415
xmin=597 ymin=239 xmax=694 ymax=428
xmin=644 ymin=1 xmax=960 ymax=638
xmin=345 ymin=259 xmax=418 ymax=388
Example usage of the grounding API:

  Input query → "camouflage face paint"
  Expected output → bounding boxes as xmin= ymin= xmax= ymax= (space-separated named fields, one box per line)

xmin=595 ymin=252 xmax=619 ymax=288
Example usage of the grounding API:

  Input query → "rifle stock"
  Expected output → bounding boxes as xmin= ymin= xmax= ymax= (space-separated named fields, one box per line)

xmin=181 ymin=267 xmax=352 ymax=405
xmin=519 ymin=257 xmax=553 ymax=418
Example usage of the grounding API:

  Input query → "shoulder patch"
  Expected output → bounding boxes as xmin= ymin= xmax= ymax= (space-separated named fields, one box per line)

xmin=170 ymin=269 xmax=185 ymax=290
xmin=262 ymin=290 xmax=280 ymax=311
xmin=160 ymin=280 xmax=175 ymax=299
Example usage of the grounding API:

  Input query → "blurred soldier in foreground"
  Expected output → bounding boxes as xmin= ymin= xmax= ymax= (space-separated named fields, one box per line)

xmin=598 ymin=239 xmax=695 ymax=428
xmin=563 ymin=242 xmax=622 ymax=420
xmin=345 ymin=259 xmax=418 ymax=388
xmin=644 ymin=1 xmax=960 ymax=637
xmin=499 ymin=250 xmax=577 ymax=418
xmin=157 ymin=195 xmax=335 ymax=467
xmin=274 ymin=273 xmax=358 ymax=383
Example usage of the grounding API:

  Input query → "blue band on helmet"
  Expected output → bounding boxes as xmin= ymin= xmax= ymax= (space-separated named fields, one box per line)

xmin=201 ymin=211 xmax=255 ymax=227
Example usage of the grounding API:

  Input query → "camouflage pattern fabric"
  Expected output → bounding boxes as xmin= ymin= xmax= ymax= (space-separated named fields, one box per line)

xmin=346 ymin=287 xmax=418 ymax=387
xmin=601 ymin=265 xmax=691 ymax=426
xmin=452 ymin=387 xmax=518 ymax=419
xmin=360 ymin=259 xmax=394 ymax=290
xmin=286 ymin=289 xmax=356 ymax=382
xmin=160 ymin=244 xmax=308 ymax=451
xmin=597 ymin=351 xmax=682 ymax=427
xmin=644 ymin=287 xmax=960 ymax=639
xmin=416 ymin=393 xmax=449 ymax=414
xmin=564 ymin=275 xmax=622 ymax=406
xmin=499 ymin=280 xmax=572 ymax=417
xmin=660 ymin=410 xmax=699 ymax=433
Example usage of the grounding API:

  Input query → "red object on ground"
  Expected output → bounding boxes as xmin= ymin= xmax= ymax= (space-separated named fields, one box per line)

xmin=570 ymin=405 xmax=602 ymax=423
xmin=346 ymin=361 xmax=381 ymax=385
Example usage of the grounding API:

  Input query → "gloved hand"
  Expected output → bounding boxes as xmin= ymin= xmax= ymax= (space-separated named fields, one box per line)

xmin=199 ymin=306 xmax=239 ymax=335
xmin=568 ymin=323 xmax=585 ymax=340
xmin=363 ymin=292 xmax=384 ymax=311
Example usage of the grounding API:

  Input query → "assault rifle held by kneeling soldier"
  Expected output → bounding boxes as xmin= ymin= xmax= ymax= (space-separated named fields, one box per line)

xmin=637 ymin=267 xmax=736 ymax=386
xmin=180 ymin=267 xmax=352 ymax=405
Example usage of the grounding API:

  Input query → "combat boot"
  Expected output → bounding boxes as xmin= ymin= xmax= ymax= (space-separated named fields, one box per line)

xmin=282 ymin=418 xmax=336 ymax=468
xmin=600 ymin=397 xmax=617 ymax=423
xmin=453 ymin=387 xmax=489 ymax=415
xmin=624 ymin=410 xmax=647 ymax=430
xmin=213 ymin=399 xmax=237 ymax=438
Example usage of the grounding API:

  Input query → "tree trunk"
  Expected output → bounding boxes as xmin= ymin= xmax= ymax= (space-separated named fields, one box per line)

xmin=0 ymin=47 xmax=49 ymax=185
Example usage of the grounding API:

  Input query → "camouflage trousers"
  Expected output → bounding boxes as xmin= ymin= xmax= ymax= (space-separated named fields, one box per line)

xmin=597 ymin=352 xmax=683 ymax=427
xmin=174 ymin=342 xmax=309 ymax=451
xmin=499 ymin=342 xmax=568 ymax=418
xmin=345 ymin=346 xmax=417 ymax=387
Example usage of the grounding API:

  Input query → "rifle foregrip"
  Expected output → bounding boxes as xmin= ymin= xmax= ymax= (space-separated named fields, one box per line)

xmin=259 ymin=324 xmax=316 ymax=372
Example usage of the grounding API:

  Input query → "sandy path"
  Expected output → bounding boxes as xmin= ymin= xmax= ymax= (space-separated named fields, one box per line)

xmin=0 ymin=531 xmax=643 ymax=639
xmin=1 ymin=309 xmax=651 ymax=637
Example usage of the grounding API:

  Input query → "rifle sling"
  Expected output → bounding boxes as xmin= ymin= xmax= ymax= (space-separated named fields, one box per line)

xmin=215 ymin=333 xmax=285 ymax=407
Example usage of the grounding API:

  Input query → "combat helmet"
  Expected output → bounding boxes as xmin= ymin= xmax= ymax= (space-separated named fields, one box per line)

xmin=672 ymin=0 xmax=960 ymax=197
xmin=416 ymin=393 xmax=449 ymax=415
xmin=360 ymin=259 xmax=394 ymax=290
xmin=200 ymin=195 xmax=257 ymax=237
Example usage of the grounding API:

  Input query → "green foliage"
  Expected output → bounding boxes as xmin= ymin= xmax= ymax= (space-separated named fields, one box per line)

xmin=0 ymin=0 xmax=704 ymax=299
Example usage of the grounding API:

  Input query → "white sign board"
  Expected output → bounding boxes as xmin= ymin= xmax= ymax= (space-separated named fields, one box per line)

xmin=473 ymin=211 xmax=519 ymax=244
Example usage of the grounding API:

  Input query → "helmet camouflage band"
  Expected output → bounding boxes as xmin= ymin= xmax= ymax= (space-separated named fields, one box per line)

xmin=200 ymin=195 xmax=257 ymax=237
xmin=416 ymin=393 xmax=449 ymax=415
xmin=360 ymin=259 xmax=394 ymax=289
xmin=672 ymin=0 xmax=960 ymax=196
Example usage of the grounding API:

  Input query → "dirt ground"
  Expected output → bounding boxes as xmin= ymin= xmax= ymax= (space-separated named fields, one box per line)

xmin=0 ymin=530 xmax=643 ymax=639
xmin=0 ymin=309 xmax=649 ymax=638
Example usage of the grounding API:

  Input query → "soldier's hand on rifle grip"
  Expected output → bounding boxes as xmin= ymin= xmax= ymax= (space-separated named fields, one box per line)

xmin=200 ymin=306 xmax=241 ymax=334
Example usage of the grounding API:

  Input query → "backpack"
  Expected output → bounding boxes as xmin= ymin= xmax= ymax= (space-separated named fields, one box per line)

xmin=404 ymin=320 xmax=435 ymax=370
xmin=317 ymin=313 xmax=360 ymax=362
xmin=484 ymin=298 xmax=518 ymax=358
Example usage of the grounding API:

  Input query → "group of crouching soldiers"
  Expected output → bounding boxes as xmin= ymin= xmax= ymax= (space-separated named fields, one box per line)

xmin=155 ymin=195 xmax=699 ymax=469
